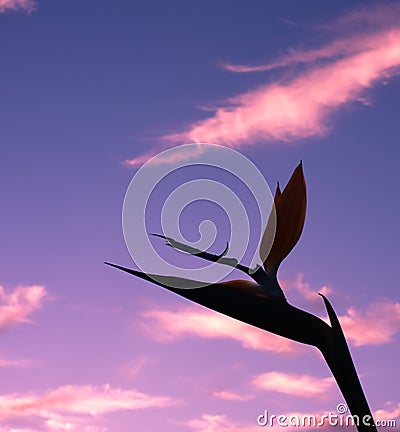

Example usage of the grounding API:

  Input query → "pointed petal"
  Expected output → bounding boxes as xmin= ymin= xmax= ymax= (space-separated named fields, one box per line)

xmin=262 ymin=162 xmax=307 ymax=274
xmin=274 ymin=181 xmax=281 ymax=199
xmin=104 ymin=262 xmax=209 ymax=289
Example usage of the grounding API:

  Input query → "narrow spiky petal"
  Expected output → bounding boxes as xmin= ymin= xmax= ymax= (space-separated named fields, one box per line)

xmin=275 ymin=181 xmax=281 ymax=199
xmin=261 ymin=162 xmax=306 ymax=274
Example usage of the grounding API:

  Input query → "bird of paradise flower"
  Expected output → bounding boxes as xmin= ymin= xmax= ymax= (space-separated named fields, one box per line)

xmin=106 ymin=162 xmax=377 ymax=432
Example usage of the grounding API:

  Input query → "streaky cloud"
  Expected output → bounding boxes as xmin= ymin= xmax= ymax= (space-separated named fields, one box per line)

xmin=252 ymin=371 xmax=334 ymax=398
xmin=126 ymin=3 xmax=400 ymax=166
xmin=0 ymin=357 xmax=35 ymax=368
xmin=211 ymin=390 xmax=253 ymax=401
xmin=140 ymin=307 xmax=298 ymax=353
xmin=0 ymin=384 xmax=175 ymax=431
xmin=167 ymin=28 xmax=400 ymax=146
xmin=0 ymin=0 xmax=36 ymax=13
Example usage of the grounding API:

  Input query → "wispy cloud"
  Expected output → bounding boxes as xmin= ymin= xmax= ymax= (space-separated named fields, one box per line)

xmin=0 ymin=357 xmax=35 ymax=368
xmin=119 ymin=356 xmax=149 ymax=381
xmin=0 ymin=0 xmax=36 ymax=13
xmin=0 ymin=384 xmax=174 ymax=431
xmin=0 ymin=284 xmax=47 ymax=332
xmin=168 ymin=28 xmax=400 ymax=146
xmin=281 ymin=273 xmax=332 ymax=303
xmin=222 ymin=4 xmax=400 ymax=74
xmin=340 ymin=301 xmax=400 ymax=346
xmin=327 ymin=3 xmax=400 ymax=32
xmin=127 ymin=3 xmax=400 ymax=166
xmin=184 ymin=413 xmax=261 ymax=432
xmin=183 ymin=412 xmax=329 ymax=432
xmin=124 ymin=142 xmax=208 ymax=167
xmin=211 ymin=390 xmax=253 ymax=401
xmin=140 ymin=307 xmax=297 ymax=353
xmin=221 ymin=34 xmax=382 ymax=73
xmin=0 ymin=427 xmax=40 ymax=432
xmin=252 ymin=371 xmax=334 ymax=398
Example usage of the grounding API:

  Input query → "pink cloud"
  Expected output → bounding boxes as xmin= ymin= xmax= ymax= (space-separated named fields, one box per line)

xmin=0 ymin=284 xmax=47 ymax=332
xmin=126 ymin=4 xmax=400 ymax=166
xmin=118 ymin=356 xmax=149 ymax=381
xmin=0 ymin=0 xmax=36 ymax=13
xmin=0 ymin=357 xmax=34 ymax=368
xmin=221 ymin=34 xmax=386 ymax=73
xmin=140 ymin=307 xmax=297 ymax=353
xmin=211 ymin=390 xmax=253 ymax=401
xmin=45 ymin=418 xmax=106 ymax=432
xmin=281 ymin=273 xmax=332 ymax=303
xmin=222 ymin=4 xmax=400 ymax=75
xmin=373 ymin=402 xmax=400 ymax=425
xmin=0 ymin=428 xmax=39 ymax=432
xmin=183 ymin=412 xmax=323 ymax=432
xmin=0 ymin=384 xmax=174 ymax=431
xmin=184 ymin=413 xmax=261 ymax=432
xmin=167 ymin=28 xmax=400 ymax=147
xmin=185 ymin=413 xmax=232 ymax=431
xmin=252 ymin=371 xmax=334 ymax=398
xmin=329 ymin=3 xmax=400 ymax=32
xmin=124 ymin=152 xmax=159 ymax=167
xmin=124 ymin=142 xmax=208 ymax=167
xmin=339 ymin=301 xmax=400 ymax=346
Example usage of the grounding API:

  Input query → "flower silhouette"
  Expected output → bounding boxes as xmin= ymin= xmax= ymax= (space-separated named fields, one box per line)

xmin=106 ymin=162 xmax=377 ymax=432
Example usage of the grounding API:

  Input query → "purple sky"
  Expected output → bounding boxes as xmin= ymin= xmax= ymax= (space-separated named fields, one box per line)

xmin=0 ymin=1 xmax=399 ymax=431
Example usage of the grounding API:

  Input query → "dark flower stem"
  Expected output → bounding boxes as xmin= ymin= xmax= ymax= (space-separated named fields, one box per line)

xmin=319 ymin=294 xmax=377 ymax=432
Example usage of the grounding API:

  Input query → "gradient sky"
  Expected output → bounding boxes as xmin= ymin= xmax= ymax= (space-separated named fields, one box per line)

xmin=0 ymin=1 xmax=399 ymax=431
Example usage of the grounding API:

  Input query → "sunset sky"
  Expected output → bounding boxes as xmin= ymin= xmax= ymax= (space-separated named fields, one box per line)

xmin=0 ymin=1 xmax=399 ymax=431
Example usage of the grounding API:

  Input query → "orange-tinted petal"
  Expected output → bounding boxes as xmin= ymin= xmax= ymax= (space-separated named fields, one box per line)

xmin=260 ymin=162 xmax=307 ymax=274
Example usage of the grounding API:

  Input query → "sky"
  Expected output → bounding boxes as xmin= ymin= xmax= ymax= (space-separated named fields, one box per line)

xmin=0 ymin=1 xmax=399 ymax=431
